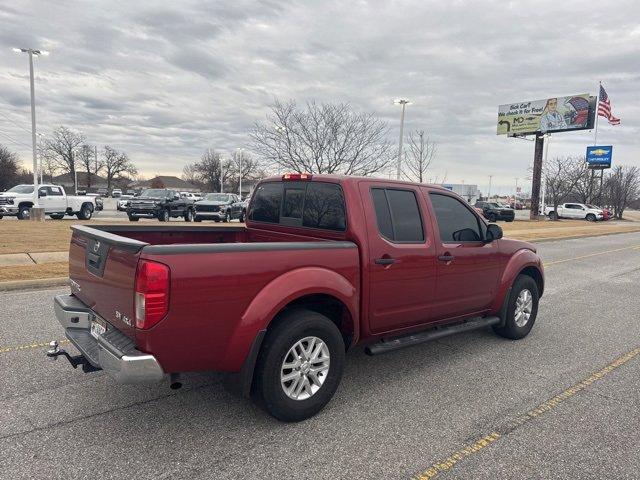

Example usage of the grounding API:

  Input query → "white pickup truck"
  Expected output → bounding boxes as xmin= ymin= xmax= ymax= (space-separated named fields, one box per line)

xmin=0 ymin=184 xmax=97 ymax=220
xmin=544 ymin=202 xmax=603 ymax=222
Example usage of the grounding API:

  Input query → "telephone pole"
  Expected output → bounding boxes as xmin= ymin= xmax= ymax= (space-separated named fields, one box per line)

xmin=394 ymin=99 xmax=410 ymax=180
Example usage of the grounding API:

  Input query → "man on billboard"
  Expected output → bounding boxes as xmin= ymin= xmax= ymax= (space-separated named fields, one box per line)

xmin=539 ymin=98 xmax=567 ymax=132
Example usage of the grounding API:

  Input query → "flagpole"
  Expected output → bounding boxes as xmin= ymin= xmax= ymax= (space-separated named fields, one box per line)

xmin=593 ymin=80 xmax=601 ymax=146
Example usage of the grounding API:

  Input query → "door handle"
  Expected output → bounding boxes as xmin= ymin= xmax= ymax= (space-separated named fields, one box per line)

xmin=375 ymin=257 xmax=396 ymax=265
xmin=438 ymin=254 xmax=454 ymax=262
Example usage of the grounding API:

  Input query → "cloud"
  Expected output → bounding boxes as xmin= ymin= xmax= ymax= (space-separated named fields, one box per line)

xmin=0 ymin=0 xmax=637 ymax=191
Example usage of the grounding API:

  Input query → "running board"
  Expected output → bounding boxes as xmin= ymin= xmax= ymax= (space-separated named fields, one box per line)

xmin=364 ymin=316 xmax=500 ymax=356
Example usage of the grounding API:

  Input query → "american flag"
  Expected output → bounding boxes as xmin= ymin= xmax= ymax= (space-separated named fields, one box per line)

xmin=598 ymin=85 xmax=621 ymax=125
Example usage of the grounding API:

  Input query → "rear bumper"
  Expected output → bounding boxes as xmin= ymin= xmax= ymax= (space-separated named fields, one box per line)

xmin=54 ymin=294 xmax=166 ymax=384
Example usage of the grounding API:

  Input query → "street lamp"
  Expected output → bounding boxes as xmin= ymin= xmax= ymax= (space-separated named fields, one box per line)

xmin=237 ymin=148 xmax=243 ymax=198
xmin=394 ymin=99 xmax=411 ymax=180
xmin=13 ymin=47 xmax=48 ymax=216
xmin=488 ymin=175 xmax=493 ymax=200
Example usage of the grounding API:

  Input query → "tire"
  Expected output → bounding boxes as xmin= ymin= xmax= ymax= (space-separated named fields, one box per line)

xmin=17 ymin=205 xmax=31 ymax=220
xmin=493 ymin=274 xmax=539 ymax=340
xmin=253 ymin=309 xmax=345 ymax=422
xmin=194 ymin=217 xmax=202 ymax=222
xmin=506 ymin=218 xmax=514 ymax=223
xmin=159 ymin=209 xmax=170 ymax=222
xmin=76 ymin=204 xmax=93 ymax=220
xmin=488 ymin=213 xmax=497 ymax=223
xmin=239 ymin=209 xmax=246 ymax=223
xmin=586 ymin=213 xmax=596 ymax=222
xmin=548 ymin=211 xmax=557 ymax=220
xmin=0 ymin=215 xmax=3 ymax=219
xmin=223 ymin=210 xmax=230 ymax=223
xmin=50 ymin=214 xmax=65 ymax=220
xmin=184 ymin=208 xmax=194 ymax=222
xmin=128 ymin=215 xmax=139 ymax=222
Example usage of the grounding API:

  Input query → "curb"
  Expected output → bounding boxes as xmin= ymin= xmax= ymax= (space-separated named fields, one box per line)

xmin=521 ymin=228 xmax=640 ymax=244
xmin=0 ymin=277 xmax=69 ymax=292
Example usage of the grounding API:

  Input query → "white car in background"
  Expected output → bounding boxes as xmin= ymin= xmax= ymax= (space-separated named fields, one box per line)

xmin=180 ymin=192 xmax=201 ymax=200
xmin=0 ymin=184 xmax=97 ymax=220
xmin=117 ymin=194 xmax=135 ymax=211
xmin=544 ymin=203 xmax=604 ymax=222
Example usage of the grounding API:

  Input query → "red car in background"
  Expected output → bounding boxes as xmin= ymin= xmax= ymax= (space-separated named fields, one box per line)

xmin=587 ymin=205 xmax=613 ymax=220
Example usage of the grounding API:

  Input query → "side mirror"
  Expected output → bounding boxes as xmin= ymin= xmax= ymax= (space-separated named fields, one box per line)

xmin=38 ymin=191 xmax=46 ymax=198
xmin=485 ymin=223 xmax=503 ymax=242
xmin=173 ymin=194 xmax=180 ymax=200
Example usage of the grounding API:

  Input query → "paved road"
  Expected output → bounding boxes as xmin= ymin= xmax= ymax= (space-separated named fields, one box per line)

xmin=1 ymin=232 xmax=639 ymax=479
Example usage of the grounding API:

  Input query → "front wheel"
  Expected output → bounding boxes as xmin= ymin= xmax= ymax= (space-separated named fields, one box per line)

xmin=548 ymin=211 xmax=557 ymax=220
xmin=586 ymin=213 xmax=596 ymax=222
xmin=253 ymin=309 xmax=345 ymax=422
xmin=128 ymin=215 xmax=139 ymax=222
xmin=223 ymin=210 xmax=230 ymax=223
xmin=239 ymin=209 xmax=246 ymax=223
xmin=184 ymin=208 xmax=194 ymax=222
xmin=493 ymin=274 xmax=539 ymax=340
xmin=17 ymin=205 xmax=31 ymax=220
xmin=488 ymin=213 xmax=497 ymax=223
xmin=159 ymin=209 xmax=170 ymax=222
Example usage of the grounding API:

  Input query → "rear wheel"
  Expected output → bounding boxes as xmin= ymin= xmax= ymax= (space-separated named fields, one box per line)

xmin=488 ymin=213 xmax=497 ymax=222
xmin=493 ymin=274 xmax=539 ymax=340
xmin=76 ymin=204 xmax=93 ymax=220
xmin=159 ymin=209 xmax=170 ymax=222
xmin=184 ymin=208 xmax=194 ymax=222
xmin=253 ymin=309 xmax=345 ymax=422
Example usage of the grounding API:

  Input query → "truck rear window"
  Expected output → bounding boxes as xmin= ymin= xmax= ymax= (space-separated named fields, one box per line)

xmin=249 ymin=181 xmax=346 ymax=231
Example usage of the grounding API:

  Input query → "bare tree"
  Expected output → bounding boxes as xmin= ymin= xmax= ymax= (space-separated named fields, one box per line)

xmin=603 ymin=165 xmax=640 ymax=219
xmin=41 ymin=156 xmax=59 ymax=183
xmin=191 ymin=149 xmax=231 ymax=193
xmin=0 ymin=144 xmax=21 ymax=190
xmin=250 ymin=99 xmax=392 ymax=176
xmin=225 ymin=150 xmax=265 ymax=193
xmin=182 ymin=163 xmax=200 ymax=184
xmin=41 ymin=126 xmax=85 ymax=192
xmin=102 ymin=146 xmax=137 ymax=190
xmin=403 ymin=130 xmax=436 ymax=183
xmin=544 ymin=156 xmax=588 ymax=220
xmin=77 ymin=144 xmax=103 ymax=190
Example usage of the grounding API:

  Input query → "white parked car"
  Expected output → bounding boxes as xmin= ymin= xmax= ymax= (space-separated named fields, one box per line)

xmin=0 ymin=184 xmax=97 ymax=220
xmin=544 ymin=203 xmax=603 ymax=222
xmin=111 ymin=188 xmax=122 ymax=197
xmin=180 ymin=192 xmax=200 ymax=200
xmin=117 ymin=194 xmax=135 ymax=211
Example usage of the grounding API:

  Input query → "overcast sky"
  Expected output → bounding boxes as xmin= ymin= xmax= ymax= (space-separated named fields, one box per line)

xmin=1 ymin=0 xmax=638 ymax=194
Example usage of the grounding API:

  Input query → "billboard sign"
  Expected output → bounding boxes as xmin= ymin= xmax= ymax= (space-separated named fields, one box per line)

xmin=586 ymin=145 xmax=612 ymax=169
xmin=497 ymin=94 xmax=595 ymax=135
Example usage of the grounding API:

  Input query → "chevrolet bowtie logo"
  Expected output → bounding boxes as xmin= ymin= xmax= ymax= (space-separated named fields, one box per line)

xmin=591 ymin=149 xmax=610 ymax=156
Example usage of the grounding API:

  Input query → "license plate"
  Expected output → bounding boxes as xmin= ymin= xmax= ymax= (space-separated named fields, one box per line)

xmin=90 ymin=318 xmax=107 ymax=339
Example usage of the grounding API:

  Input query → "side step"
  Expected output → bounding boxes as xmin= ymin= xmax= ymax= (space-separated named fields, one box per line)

xmin=364 ymin=316 xmax=500 ymax=356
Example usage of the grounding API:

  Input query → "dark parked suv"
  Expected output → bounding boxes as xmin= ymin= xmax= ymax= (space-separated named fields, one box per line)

xmin=127 ymin=188 xmax=195 ymax=222
xmin=474 ymin=201 xmax=515 ymax=222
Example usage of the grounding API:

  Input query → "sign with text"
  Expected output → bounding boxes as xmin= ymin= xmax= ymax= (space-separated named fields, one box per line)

xmin=497 ymin=94 xmax=595 ymax=135
xmin=586 ymin=145 xmax=612 ymax=169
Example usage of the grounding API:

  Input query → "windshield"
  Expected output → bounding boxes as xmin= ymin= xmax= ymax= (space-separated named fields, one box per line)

xmin=586 ymin=204 xmax=598 ymax=209
xmin=489 ymin=203 xmax=501 ymax=208
xmin=204 ymin=193 xmax=230 ymax=202
xmin=141 ymin=189 xmax=168 ymax=197
xmin=7 ymin=185 xmax=34 ymax=194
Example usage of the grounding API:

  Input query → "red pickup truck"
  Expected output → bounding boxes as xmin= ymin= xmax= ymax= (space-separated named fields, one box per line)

xmin=49 ymin=174 xmax=544 ymax=422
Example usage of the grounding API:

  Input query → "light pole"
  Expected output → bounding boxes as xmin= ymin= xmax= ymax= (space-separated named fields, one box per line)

xmin=394 ymin=99 xmax=410 ymax=180
xmin=237 ymin=148 xmax=243 ymax=198
xmin=488 ymin=175 xmax=493 ymax=200
xmin=13 ymin=47 xmax=48 ymax=216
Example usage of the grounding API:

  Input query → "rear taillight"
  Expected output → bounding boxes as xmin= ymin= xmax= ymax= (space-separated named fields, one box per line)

xmin=134 ymin=259 xmax=170 ymax=329
xmin=282 ymin=173 xmax=312 ymax=181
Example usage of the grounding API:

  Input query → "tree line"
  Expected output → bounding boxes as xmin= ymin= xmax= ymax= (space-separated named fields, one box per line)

xmin=38 ymin=126 xmax=137 ymax=192
xmin=544 ymin=156 xmax=640 ymax=219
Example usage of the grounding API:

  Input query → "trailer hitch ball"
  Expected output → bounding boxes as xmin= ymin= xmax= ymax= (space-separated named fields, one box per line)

xmin=47 ymin=340 xmax=60 ymax=359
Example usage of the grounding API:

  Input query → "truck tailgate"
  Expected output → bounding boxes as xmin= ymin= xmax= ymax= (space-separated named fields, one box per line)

xmin=69 ymin=226 xmax=148 ymax=339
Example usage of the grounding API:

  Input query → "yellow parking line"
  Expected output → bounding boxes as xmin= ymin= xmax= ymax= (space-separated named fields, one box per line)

xmin=410 ymin=346 xmax=640 ymax=479
xmin=544 ymin=244 xmax=640 ymax=267
xmin=0 ymin=339 xmax=68 ymax=354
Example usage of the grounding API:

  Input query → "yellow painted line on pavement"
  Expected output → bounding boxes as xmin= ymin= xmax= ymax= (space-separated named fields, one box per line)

xmin=0 ymin=339 xmax=69 ymax=354
xmin=544 ymin=244 xmax=640 ymax=267
xmin=410 ymin=346 xmax=640 ymax=479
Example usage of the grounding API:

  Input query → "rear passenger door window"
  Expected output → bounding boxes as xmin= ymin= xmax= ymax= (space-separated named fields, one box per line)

xmin=429 ymin=193 xmax=482 ymax=242
xmin=371 ymin=188 xmax=424 ymax=242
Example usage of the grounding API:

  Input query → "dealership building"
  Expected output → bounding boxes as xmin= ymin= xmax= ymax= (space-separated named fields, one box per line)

xmin=439 ymin=184 xmax=480 ymax=204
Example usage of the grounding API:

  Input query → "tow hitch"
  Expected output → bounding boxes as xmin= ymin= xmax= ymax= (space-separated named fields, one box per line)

xmin=46 ymin=340 xmax=101 ymax=373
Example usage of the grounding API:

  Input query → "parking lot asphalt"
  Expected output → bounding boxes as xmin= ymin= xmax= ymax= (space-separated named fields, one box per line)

xmin=1 ymin=232 xmax=639 ymax=479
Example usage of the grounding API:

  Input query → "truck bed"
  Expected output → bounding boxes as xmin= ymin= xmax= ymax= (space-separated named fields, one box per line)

xmin=68 ymin=224 xmax=359 ymax=374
